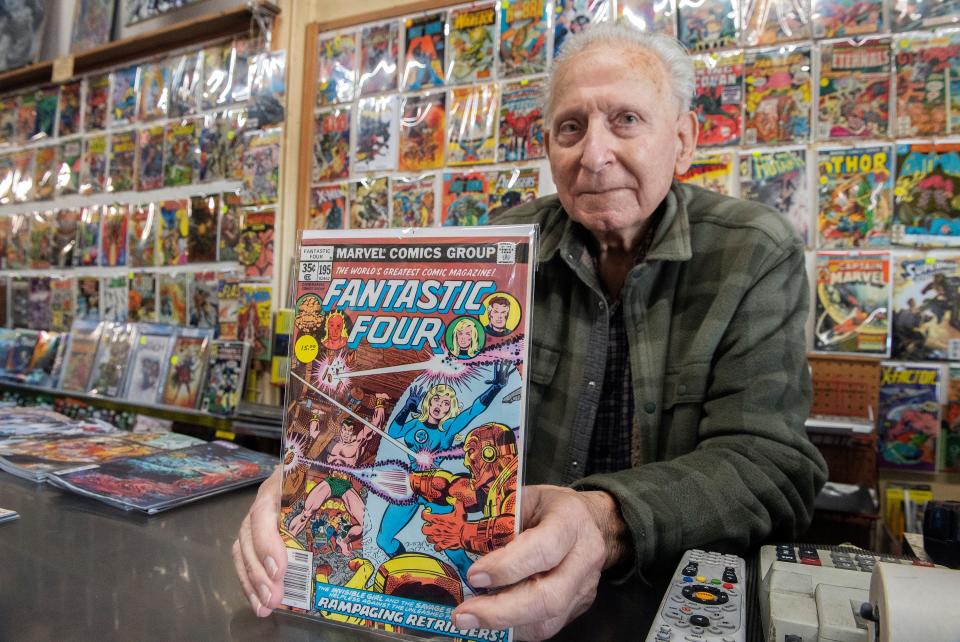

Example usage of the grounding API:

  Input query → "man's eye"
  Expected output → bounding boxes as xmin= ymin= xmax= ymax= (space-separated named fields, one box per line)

xmin=617 ymin=113 xmax=640 ymax=125
xmin=557 ymin=121 xmax=580 ymax=134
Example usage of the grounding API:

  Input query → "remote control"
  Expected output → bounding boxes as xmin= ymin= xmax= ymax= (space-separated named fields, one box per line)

xmin=645 ymin=549 xmax=746 ymax=642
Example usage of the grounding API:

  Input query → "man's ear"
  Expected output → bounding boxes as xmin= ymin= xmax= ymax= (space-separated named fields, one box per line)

xmin=674 ymin=111 xmax=699 ymax=176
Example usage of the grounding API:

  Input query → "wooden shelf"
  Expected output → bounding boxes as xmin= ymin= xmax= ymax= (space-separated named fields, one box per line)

xmin=0 ymin=60 xmax=53 ymax=92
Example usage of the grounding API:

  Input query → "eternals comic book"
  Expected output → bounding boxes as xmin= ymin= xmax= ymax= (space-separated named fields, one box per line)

xmin=818 ymin=39 xmax=890 ymax=140
xmin=817 ymin=146 xmax=892 ymax=249
xmin=744 ymin=46 xmax=812 ymax=145
xmin=814 ymin=251 xmax=891 ymax=355
xmin=893 ymin=254 xmax=960 ymax=360
xmin=677 ymin=152 xmax=737 ymax=196
xmin=692 ymin=51 xmax=743 ymax=147
xmin=878 ymin=363 xmax=942 ymax=472
xmin=446 ymin=4 xmax=496 ymax=84
xmin=279 ymin=226 xmax=536 ymax=642
xmin=893 ymin=143 xmax=960 ymax=247
xmin=738 ymin=148 xmax=810 ymax=245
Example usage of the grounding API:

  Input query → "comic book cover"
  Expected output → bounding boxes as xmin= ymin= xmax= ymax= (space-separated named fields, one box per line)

xmin=392 ymin=176 xmax=436 ymax=227
xmin=317 ymin=32 xmax=357 ymax=107
xmin=76 ymin=276 xmax=100 ymax=321
xmin=618 ymin=0 xmax=677 ymax=36
xmin=9 ymin=278 xmax=29 ymax=329
xmin=33 ymin=86 xmax=58 ymax=140
xmin=164 ymin=119 xmax=197 ymax=188
xmin=138 ymin=125 xmax=165 ymax=191
xmin=739 ymin=149 xmax=810 ymax=245
xmin=11 ymin=149 xmax=34 ymax=202
xmin=498 ymin=80 xmax=545 ymax=162
xmin=554 ymin=0 xmax=610 ymax=57
xmin=818 ymin=39 xmax=890 ymax=140
xmin=744 ymin=46 xmax=812 ymax=145
xmin=81 ymin=134 xmax=108 ymax=194
xmin=237 ymin=208 xmax=275 ymax=278
xmin=15 ymin=92 xmax=36 ymax=145
xmin=678 ymin=0 xmax=737 ymax=51
xmin=158 ymin=273 xmax=188 ymax=326
xmin=168 ymin=51 xmax=202 ymax=119
xmin=159 ymin=330 xmax=211 ymax=408
xmin=58 ymin=79 xmax=83 ymax=137
xmin=77 ymin=206 xmax=101 ymax=267
xmin=818 ymin=146 xmax=893 ymax=249
xmin=813 ymin=0 xmax=883 ymax=38
xmin=102 ymin=204 xmax=128 ymax=267
xmin=22 ymin=330 xmax=62 ymax=386
xmin=128 ymin=204 xmax=156 ymax=268
xmin=893 ymin=143 xmax=960 ymax=247
xmin=29 ymin=210 xmax=54 ymax=269
xmin=189 ymin=194 xmax=219 ymax=264
xmin=945 ymin=365 xmax=960 ymax=472
xmin=677 ymin=151 xmax=737 ymax=196
xmin=128 ymin=272 xmax=157 ymax=323
xmin=34 ymin=146 xmax=57 ymax=200
xmin=447 ymin=85 xmax=498 ymax=166
xmin=0 ymin=154 xmax=11 ymax=205
xmin=500 ymin=0 xmax=548 ymax=77
xmin=59 ymin=320 xmax=103 ymax=392
xmin=124 ymin=324 xmax=174 ymax=404
xmin=85 ymin=73 xmax=110 ymax=131
xmin=489 ymin=168 xmax=539 ymax=215
xmin=741 ymin=0 xmax=809 ymax=46
xmin=359 ymin=22 xmax=400 ymax=95
xmin=895 ymin=33 xmax=960 ymax=137
xmin=278 ymin=227 xmax=534 ymax=641
xmin=446 ymin=4 xmax=496 ymax=85
xmin=892 ymin=254 xmax=960 ymax=360
xmin=350 ymin=178 xmax=390 ymax=229
xmin=102 ymin=276 xmax=128 ymax=323
xmin=87 ymin=322 xmax=137 ymax=397
xmin=158 ymin=199 xmax=189 ymax=265
xmin=355 ymin=96 xmax=399 ymax=173
xmin=28 ymin=277 xmax=52 ymax=330
xmin=49 ymin=280 xmax=74 ymax=332
xmin=231 ymin=38 xmax=256 ymax=104
xmin=403 ymin=13 xmax=446 ymax=91
xmin=443 ymin=172 xmax=493 ymax=226
xmin=399 ymin=93 xmax=446 ymax=172
xmin=5 ymin=329 xmax=38 ymax=375
xmin=138 ymin=61 xmax=168 ymax=122
xmin=219 ymin=192 xmax=241 ymax=262
xmin=247 ymin=49 xmax=287 ymax=128
xmin=198 ymin=112 xmax=226 ymax=183
xmin=71 ymin=0 xmax=115 ymax=53
xmin=5 ymin=214 xmax=29 ymax=270
xmin=241 ymin=128 xmax=282 ymax=205
xmin=0 ymin=434 xmax=164 ymax=482
xmin=693 ymin=51 xmax=742 ymax=147
xmin=893 ymin=0 xmax=960 ymax=30
xmin=238 ymin=284 xmax=272 ymax=361
xmin=0 ymin=93 xmax=18 ymax=145
xmin=878 ymin=363 xmax=941 ymax=471
xmin=313 ymin=107 xmax=351 ymax=182
xmin=200 ymin=340 xmax=248 ymax=415
xmin=108 ymin=130 xmax=137 ymax=193
xmin=218 ymin=273 xmax=241 ymax=340
xmin=57 ymin=138 xmax=82 ymax=196
xmin=189 ymin=271 xmax=219 ymax=330
xmin=111 ymin=65 xmax=138 ymax=126
xmin=307 ymin=184 xmax=348 ymax=231
xmin=201 ymin=42 xmax=234 ymax=111
xmin=813 ymin=251 xmax=891 ymax=355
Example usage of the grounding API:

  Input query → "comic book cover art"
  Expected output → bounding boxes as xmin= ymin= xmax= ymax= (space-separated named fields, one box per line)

xmin=201 ymin=42 xmax=234 ymax=111
xmin=5 ymin=214 xmax=29 ymax=270
xmin=49 ymin=279 xmax=75 ymax=332
xmin=739 ymin=149 xmax=810 ymax=245
xmin=399 ymin=93 xmax=445 ymax=172
xmin=500 ymin=0 xmax=548 ymax=78
xmin=693 ymin=51 xmax=742 ymax=147
xmin=28 ymin=277 xmax=52 ymax=330
xmin=29 ymin=210 xmax=54 ymax=269
xmin=447 ymin=85 xmax=498 ymax=166
xmin=14 ymin=92 xmax=34 ymax=145
xmin=201 ymin=340 xmax=248 ymax=415
xmin=108 ymin=130 xmax=137 ymax=193
xmin=278 ymin=227 xmax=534 ymax=641
xmin=71 ymin=0 xmax=114 ymax=53
xmin=241 ymin=128 xmax=282 ymax=205
xmin=359 ymin=22 xmax=400 ymax=95
xmin=443 ymin=172 xmax=493 ymax=226
xmin=102 ymin=276 xmax=128 ymax=323
xmin=168 ymin=51 xmax=202 ymax=119
xmin=741 ymin=0 xmax=809 ymax=46
xmin=33 ymin=144 xmax=57 ymax=200
xmin=677 ymin=151 xmax=737 ymax=196
xmin=554 ymin=0 xmax=610 ymax=57
xmin=33 ymin=86 xmax=58 ymax=140
xmin=158 ymin=199 xmax=189 ymax=265
xmin=76 ymin=276 xmax=100 ymax=321
xmin=945 ymin=365 xmax=960 ymax=471
xmin=813 ymin=0 xmax=883 ymax=38
xmin=895 ymin=33 xmax=960 ymax=137
xmin=446 ymin=4 xmax=496 ymax=85
xmin=160 ymin=331 xmax=212 ymax=408
xmin=138 ymin=61 xmax=168 ymax=122
xmin=111 ymin=65 xmax=138 ymax=126
xmin=102 ymin=204 xmax=128 ymax=267
xmin=893 ymin=0 xmax=960 ymax=30
xmin=619 ymin=0 xmax=677 ymax=36
xmin=350 ymin=178 xmax=390 ymax=229
xmin=678 ymin=0 xmax=737 ymax=51
xmin=85 ymin=73 xmax=110 ymax=131
xmin=0 ymin=434 xmax=162 ymax=482
xmin=158 ymin=273 xmax=188 ymax=326
xmin=892 ymin=254 xmax=960 ymax=360
xmin=138 ymin=125 xmax=165 ymax=191
xmin=77 ymin=206 xmax=101 ymax=267
xmin=124 ymin=325 xmax=174 ymax=404
xmin=489 ymin=168 xmax=539 ymax=215
xmin=403 ymin=13 xmax=445 ymax=91
xmin=498 ymin=80 xmax=545 ymax=162
xmin=11 ymin=149 xmax=34 ymax=202
xmin=198 ymin=112 xmax=227 ymax=183
xmin=164 ymin=119 xmax=197 ymax=188
xmin=313 ymin=107 xmax=351 ymax=182
xmin=818 ymin=146 xmax=893 ymax=249
xmin=81 ymin=134 xmax=108 ymax=194
xmin=189 ymin=271 xmax=219 ymax=330
xmin=59 ymin=320 xmax=103 ymax=392
xmin=392 ymin=176 xmax=436 ymax=227
xmin=5 ymin=329 xmax=38 ymax=375
xmin=57 ymin=138 xmax=82 ymax=196
xmin=128 ymin=272 xmax=157 ymax=323
xmin=9 ymin=278 xmax=29 ymax=329
xmin=189 ymin=194 xmax=219 ymax=263
xmin=307 ymin=184 xmax=348 ymax=231
xmin=238 ymin=284 xmax=272 ymax=361
xmin=218 ymin=273 xmax=241 ymax=340
xmin=219 ymin=192 xmax=241 ymax=262
xmin=744 ymin=46 xmax=812 ymax=145
xmin=247 ymin=49 xmax=287 ymax=128
xmin=58 ymin=79 xmax=83 ymax=137
xmin=23 ymin=330 xmax=62 ymax=385
xmin=893 ymin=143 xmax=960 ymax=247
xmin=0 ymin=94 xmax=18 ymax=145
xmin=355 ymin=96 xmax=399 ymax=173
xmin=818 ymin=39 xmax=890 ymax=140
xmin=878 ymin=363 xmax=941 ymax=471
xmin=237 ymin=208 xmax=275 ymax=278
xmin=317 ymin=32 xmax=357 ymax=107
xmin=230 ymin=38 xmax=256 ymax=104
xmin=814 ymin=251 xmax=891 ymax=355
xmin=128 ymin=204 xmax=156 ymax=268
xmin=87 ymin=322 xmax=137 ymax=397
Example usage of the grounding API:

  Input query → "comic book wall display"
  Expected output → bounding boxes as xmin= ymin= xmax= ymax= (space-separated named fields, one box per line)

xmin=242 ymin=128 xmax=282 ymax=205
xmin=59 ymin=80 xmax=83 ymax=138
xmin=893 ymin=143 xmax=960 ymax=247
xmin=59 ymin=320 xmax=103 ymax=393
xmin=138 ymin=125 xmax=165 ymax=191
xmin=443 ymin=171 xmax=493 ymax=226
xmin=158 ymin=199 xmax=189 ymax=265
xmin=878 ymin=363 xmax=942 ymax=471
xmin=814 ymin=251 xmax=892 ymax=355
xmin=189 ymin=194 xmax=219 ymax=264
xmin=108 ymin=130 xmax=137 ymax=193
xmin=447 ymin=4 xmax=496 ymax=85
xmin=813 ymin=0 xmax=884 ymax=38
xmin=498 ymin=80 xmax=545 ymax=162
xmin=677 ymin=151 xmax=738 ymax=196
xmin=392 ymin=176 xmax=436 ymax=227
xmin=739 ymin=148 xmax=810 ymax=245
xmin=279 ymin=226 xmax=535 ymax=641
xmin=892 ymin=0 xmax=960 ymax=30
xmin=819 ymin=39 xmax=891 ymax=140
xmin=892 ymin=254 xmax=960 ymax=360
xmin=71 ymin=0 xmax=115 ymax=54
xmin=164 ymin=120 xmax=198 ymax=188
xmin=189 ymin=272 xmax=219 ymax=330
xmin=124 ymin=325 xmax=174 ymax=404
xmin=744 ymin=46 xmax=812 ymax=145
xmin=355 ymin=97 xmax=400 ymax=173
xmin=489 ymin=167 xmax=539 ymax=214
xmin=313 ymin=108 xmax=351 ymax=182
xmin=554 ymin=0 xmax=610 ymax=57
xmin=678 ymin=0 xmax=737 ymax=51
xmin=201 ymin=340 xmax=249 ymax=415
xmin=238 ymin=283 xmax=272 ymax=362
xmin=350 ymin=178 xmax=390 ymax=229
xmin=81 ymin=135 xmax=108 ymax=194
xmin=894 ymin=33 xmax=960 ymax=137
xmin=237 ymin=208 xmax=275 ymax=278
xmin=399 ymin=93 xmax=446 ymax=172
xmin=58 ymin=138 xmax=83 ymax=196
xmin=317 ymin=32 xmax=357 ymax=107
xmin=693 ymin=51 xmax=743 ymax=147
xmin=159 ymin=329 xmax=211 ymax=408
xmin=87 ymin=322 xmax=137 ymax=397
xmin=403 ymin=13 xmax=446 ymax=91
xmin=307 ymin=184 xmax=348 ymax=231
xmin=76 ymin=276 xmax=101 ymax=321
xmin=447 ymin=85 xmax=498 ymax=166
xmin=817 ymin=146 xmax=893 ymax=249
xmin=500 ymin=0 xmax=549 ymax=77
xmin=128 ymin=273 xmax=157 ymax=323
xmin=359 ymin=22 xmax=400 ymax=96
xmin=158 ymin=273 xmax=188 ymax=326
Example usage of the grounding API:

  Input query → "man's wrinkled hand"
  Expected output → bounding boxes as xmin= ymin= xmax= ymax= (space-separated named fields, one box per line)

xmin=232 ymin=467 xmax=287 ymax=618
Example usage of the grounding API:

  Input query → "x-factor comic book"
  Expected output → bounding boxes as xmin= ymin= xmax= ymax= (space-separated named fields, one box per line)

xmin=489 ymin=168 xmax=539 ymax=215
xmin=124 ymin=324 xmax=174 ymax=404
xmin=554 ymin=0 xmax=610 ymax=58
xmin=87 ymin=321 xmax=137 ymax=397
xmin=878 ymin=363 xmax=942 ymax=472
xmin=893 ymin=0 xmax=960 ymax=30
xmin=744 ymin=46 xmax=812 ymax=145
xmin=817 ymin=146 xmax=893 ymax=249
xmin=677 ymin=0 xmax=737 ymax=51
xmin=138 ymin=125 xmax=165 ymax=191
xmin=359 ymin=22 xmax=400 ymax=96
xmin=738 ymin=148 xmax=810 ymax=245
xmin=317 ymin=32 xmax=357 ymax=107
xmin=111 ymin=65 xmax=138 ymax=126
xmin=356 ymin=96 xmax=400 ymax=173
xmin=58 ymin=138 xmax=82 ymax=196
xmin=499 ymin=0 xmax=548 ymax=78
xmin=403 ymin=12 xmax=446 ymax=91
xmin=443 ymin=171 xmax=493 ymax=226
xmin=813 ymin=0 xmax=883 ymax=38
xmin=741 ymin=0 xmax=809 ymax=46
xmin=314 ymin=107 xmax=351 ymax=182
xmin=618 ymin=0 xmax=677 ymax=37
xmin=59 ymin=320 xmax=103 ymax=393
xmin=677 ymin=151 xmax=737 ymax=196
xmin=158 ymin=199 xmax=190 ymax=265
xmin=350 ymin=178 xmax=390 ymax=229
xmin=189 ymin=194 xmax=219 ymax=263
xmin=59 ymin=79 xmax=82 ymax=137
xmin=102 ymin=204 xmax=128 ymax=267
xmin=692 ymin=51 xmax=743 ymax=147
xmin=108 ymin=130 xmax=137 ymax=193
xmin=81 ymin=134 xmax=108 ymax=194
xmin=892 ymin=253 xmax=960 ymax=360
xmin=447 ymin=85 xmax=498 ymax=166
xmin=129 ymin=203 xmax=157 ymax=267
xmin=164 ymin=119 xmax=198 ymax=188
xmin=160 ymin=329 xmax=212 ymax=408
xmin=307 ymin=184 xmax=348 ymax=231
xmin=237 ymin=283 xmax=272 ymax=361
xmin=893 ymin=143 xmax=960 ymax=247
xmin=498 ymin=80 xmax=545 ymax=162
xmin=814 ymin=251 xmax=891 ymax=355
xmin=237 ymin=208 xmax=275 ymax=278
xmin=392 ymin=176 xmax=436 ymax=227
xmin=279 ymin=226 xmax=536 ymax=642
xmin=399 ymin=93 xmax=445 ymax=172
xmin=86 ymin=72 xmax=110 ymax=131
xmin=200 ymin=340 xmax=249 ymax=415
xmin=446 ymin=3 xmax=496 ymax=85
xmin=158 ymin=273 xmax=188 ymax=326
xmin=818 ymin=39 xmax=890 ymax=140
xmin=102 ymin=275 xmax=128 ymax=323
xmin=895 ymin=33 xmax=960 ymax=137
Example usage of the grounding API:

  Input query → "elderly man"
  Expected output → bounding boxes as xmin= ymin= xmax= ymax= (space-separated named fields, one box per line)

xmin=233 ymin=23 xmax=827 ymax=640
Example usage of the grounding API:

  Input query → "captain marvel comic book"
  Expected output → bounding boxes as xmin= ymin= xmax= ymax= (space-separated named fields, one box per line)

xmin=279 ymin=227 xmax=536 ymax=642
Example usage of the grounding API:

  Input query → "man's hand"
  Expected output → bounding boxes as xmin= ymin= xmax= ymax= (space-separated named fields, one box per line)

xmin=232 ymin=467 xmax=287 ymax=617
xmin=451 ymin=485 xmax=629 ymax=641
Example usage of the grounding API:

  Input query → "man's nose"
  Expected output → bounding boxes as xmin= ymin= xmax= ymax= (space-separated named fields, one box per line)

xmin=579 ymin=120 xmax=616 ymax=174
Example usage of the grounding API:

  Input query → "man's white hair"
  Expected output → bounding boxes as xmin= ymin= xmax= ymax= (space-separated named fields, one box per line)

xmin=544 ymin=21 xmax=695 ymax=126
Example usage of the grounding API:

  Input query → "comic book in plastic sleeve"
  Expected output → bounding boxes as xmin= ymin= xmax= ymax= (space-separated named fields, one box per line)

xmin=58 ymin=138 xmax=82 ymax=196
xmin=317 ymin=32 xmax=357 ymax=107
xmin=72 ymin=0 xmax=115 ymax=53
xmin=812 ymin=0 xmax=883 ymax=38
xmin=33 ymin=145 xmax=57 ymax=200
xmin=49 ymin=280 xmax=75 ymax=333
xmin=392 ymin=176 xmax=436 ymax=227
xmin=28 ymin=277 xmax=52 ymax=331
xmin=677 ymin=151 xmax=737 ymax=196
xmin=6 ymin=329 xmax=38 ymax=378
xmin=102 ymin=204 xmax=128 ymax=267
xmin=813 ymin=251 xmax=891 ymax=355
xmin=218 ymin=273 xmax=242 ymax=340
xmin=489 ymin=168 xmax=539 ymax=215
xmin=399 ymin=93 xmax=446 ymax=172
xmin=359 ymin=22 xmax=400 ymax=96
xmin=11 ymin=149 xmax=34 ymax=202
xmin=554 ymin=0 xmax=610 ymax=57
xmin=198 ymin=112 xmax=227 ymax=183
xmin=77 ymin=206 xmax=101 ymax=267
xmin=53 ymin=209 xmax=78 ymax=267
xmin=160 ymin=328 xmax=212 ymax=408
xmin=169 ymin=51 xmax=202 ymax=119
xmin=443 ymin=171 xmax=493 ymax=226
xmin=58 ymin=79 xmax=83 ymax=137
xmin=313 ymin=107 xmax=351 ymax=182
xmin=158 ymin=273 xmax=189 ymax=326
xmin=124 ymin=324 xmax=174 ymax=404
xmin=403 ymin=12 xmax=446 ymax=91
xmin=738 ymin=149 xmax=810 ymax=245
xmin=158 ymin=199 xmax=190 ymax=265
xmin=129 ymin=203 xmax=157 ymax=268
xmin=108 ymin=130 xmax=137 ymax=193
xmin=0 ymin=95 xmax=17 ymax=146
xmin=817 ymin=146 xmax=893 ymax=249
xmin=23 ymin=330 xmax=63 ymax=386
xmin=278 ymin=226 xmax=535 ymax=642
xmin=744 ymin=46 xmax=812 ymax=145
xmin=355 ymin=96 xmax=399 ymax=173
xmin=219 ymin=192 xmax=241 ymax=261
xmin=621 ymin=0 xmax=678 ymax=35
xmin=893 ymin=0 xmax=960 ymax=30
xmin=189 ymin=194 xmax=219 ymax=263
xmin=238 ymin=283 xmax=272 ymax=362
xmin=446 ymin=4 xmax=496 ymax=85
xmin=892 ymin=253 xmax=960 ymax=360
xmin=894 ymin=33 xmax=960 ymax=137
xmin=138 ymin=60 xmax=168 ymax=122
xmin=878 ymin=362 xmax=942 ymax=472
xmin=17 ymin=92 xmax=35 ymax=144
xmin=29 ymin=210 xmax=54 ymax=269
xmin=189 ymin=271 xmax=219 ymax=330
xmin=7 ymin=213 xmax=29 ymax=270
xmin=499 ymin=0 xmax=548 ymax=78
xmin=237 ymin=208 xmax=275 ymax=278
xmin=76 ymin=276 xmax=100 ymax=321
xmin=741 ymin=0 xmax=809 ymax=46
xmin=498 ymin=80 xmax=545 ymax=163
xmin=59 ymin=319 xmax=103 ymax=393
xmin=893 ymin=143 xmax=960 ymax=247
xmin=86 ymin=72 xmax=110 ymax=131
xmin=87 ymin=321 xmax=137 ymax=397
xmin=81 ymin=134 xmax=107 ymax=194
xmin=945 ymin=365 xmax=960 ymax=472
xmin=138 ymin=125 xmax=165 ymax=191
xmin=164 ymin=119 xmax=198 ymax=188
xmin=818 ymin=39 xmax=890 ymax=140
xmin=200 ymin=340 xmax=249 ymax=415
xmin=129 ymin=272 xmax=157 ymax=323
xmin=111 ymin=65 xmax=138 ymax=126
xmin=102 ymin=275 xmax=128 ymax=323
xmin=0 ymin=155 xmax=12 ymax=205
xmin=33 ymin=86 xmax=58 ymax=140
xmin=447 ymin=85 xmax=498 ymax=166
xmin=308 ymin=184 xmax=348 ymax=231
xmin=242 ymin=128 xmax=282 ymax=206
xmin=678 ymin=0 xmax=737 ymax=51
xmin=201 ymin=41 xmax=234 ymax=111
xmin=247 ymin=49 xmax=287 ymax=129
xmin=693 ymin=51 xmax=742 ymax=148
xmin=9 ymin=278 xmax=28 ymax=329
xmin=350 ymin=178 xmax=390 ymax=229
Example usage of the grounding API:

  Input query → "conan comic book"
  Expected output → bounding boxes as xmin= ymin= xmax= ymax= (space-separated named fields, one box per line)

xmin=76 ymin=277 xmax=100 ymax=321
xmin=158 ymin=199 xmax=190 ymax=265
xmin=138 ymin=61 xmax=168 ymax=122
xmin=741 ymin=0 xmax=808 ymax=46
xmin=817 ymin=146 xmax=893 ymax=249
xmin=945 ymin=365 xmax=960 ymax=472
xmin=218 ymin=273 xmax=242 ymax=340
xmin=355 ymin=96 xmax=400 ymax=173
xmin=738 ymin=148 xmax=810 ymax=245
xmin=87 ymin=322 xmax=137 ymax=397
xmin=313 ymin=107 xmax=351 ymax=182
xmin=102 ymin=204 xmax=128 ymax=267
xmin=893 ymin=254 xmax=960 ymax=360
xmin=618 ymin=0 xmax=677 ymax=36
xmin=160 ymin=329 xmax=211 ymax=408
xmin=78 ymin=206 xmax=101 ymax=267
xmin=814 ymin=251 xmax=891 ymax=355
xmin=350 ymin=178 xmax=390 ymax=229
xmin=128 ymin=272 xmax=157 ymax=323
xmin=237 ymin=283 xmax=272 ymax=362
xmin=678 ymin=0 xmax=737 ymax=51
xmin=893 ymin=143 xmax=960 ymax=247
xmin=200 ymin=340 xmax=249 ymax=415
xmin=446 ymin=4 xmax=496 ymax=85
xmin=111 ymin=65 xmax=138 ymax=126
xmin=164 ymin=119 xmax=198 ymax=187
xmin=81 ymin=134 xmax=108 ymax=194
xmin=189 ymin=194 xmax=219 ymax=263
xmin=219 ymin=192 xmax=241 ymax=261
xmin=138 ymin=125 xmax=165 ymax=191
xmin=158 ymin=273 xmax=188 ymax=326
xmin=878 ymin=363 xmax=941 ymax=472
xmin=447 ymin=85 xmax=498 ymax=166
xmin=59 ymin=320 xmax=103 ymax=393
xmin=242 ymin=128 xmax=282 ymax=205
xmin=317 ymin=32 xmax=357 ymax=107
xmin=403 ymin=12 xmax=446 ymax=91
xmin=29 ymin=210 xmax=54 ymax=269
xmin=32 ymin=145 xmax=57 ymax=200
xmin=237 ymin=208 xmax=275 ymax=278
xmin=489 ymin=168 xmax=539 ymax=215
xmin=108 ymin=129 xmax=137 ymax=193
xmin=49 ymin=280 xmax=75 ymax=332
xmin=818 ymin=39 xmax=890 ymax=140
xmin=692 ymin=51 xmax=742 ymax=147
xmin=307 ymin=184 xmax=348 ymax=231
xmin=392 ymin=176 xmax=436 ymax=227
xmin=443 ymin=172 xmax=493 ymax=226
xmin=399 ymin=93 xmax=446 ymax=172
xmin=813 ymin=0 xmax=883 ymax=38
xmin=201 ymin=42 xmax=234 ymax=111
xmin=124 ymin=324 xmax=174 ymax=404
xmin=499 ymin=0 xmax=548 ymax=77
xmin=58 ymin=138 xmax=82 ymax=196
xmin=677 ymin=151 xmax=737 ymax=196
xmin=893 ymin=0 xmax=960 ymax=30
xmin=86 ymin=72 xmax=110 ymax=131
xmin=198 ymin=113 xmax=227 ymax=183
xmin=894 ymin=33 xmax=960 ymax=137
xmin=498 ymin=80 xmax=545 ymax=162
xmin=278 ymin=226 xmax=535 ymax=642
xmin=554 ymin=0 xmax=610 ymax=57
xmin=744 ymin=46 xmax=812 ymax=145
xmin=28 ymin=277 xmax=52 ymax=330
xmin=129 ymin=204 xmax=157 ymax=268
xmin=359 ymin=22 xmax=400 ymax=95
xmin=188 ymin=271 xmax=219 ymax=330
xmin=58 ymin=79 xmax=82 ymax=137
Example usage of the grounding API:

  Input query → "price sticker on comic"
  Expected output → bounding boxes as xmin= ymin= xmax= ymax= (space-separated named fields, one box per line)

xmin=295 ymin=335 xmax=319 ymax=363
xmin=299 ymin=260 xmax=331 ymax=282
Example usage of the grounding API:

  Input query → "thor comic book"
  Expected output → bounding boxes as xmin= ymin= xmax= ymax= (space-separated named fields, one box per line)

xmin=278 ymin=226 xmax=536 ymax=642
